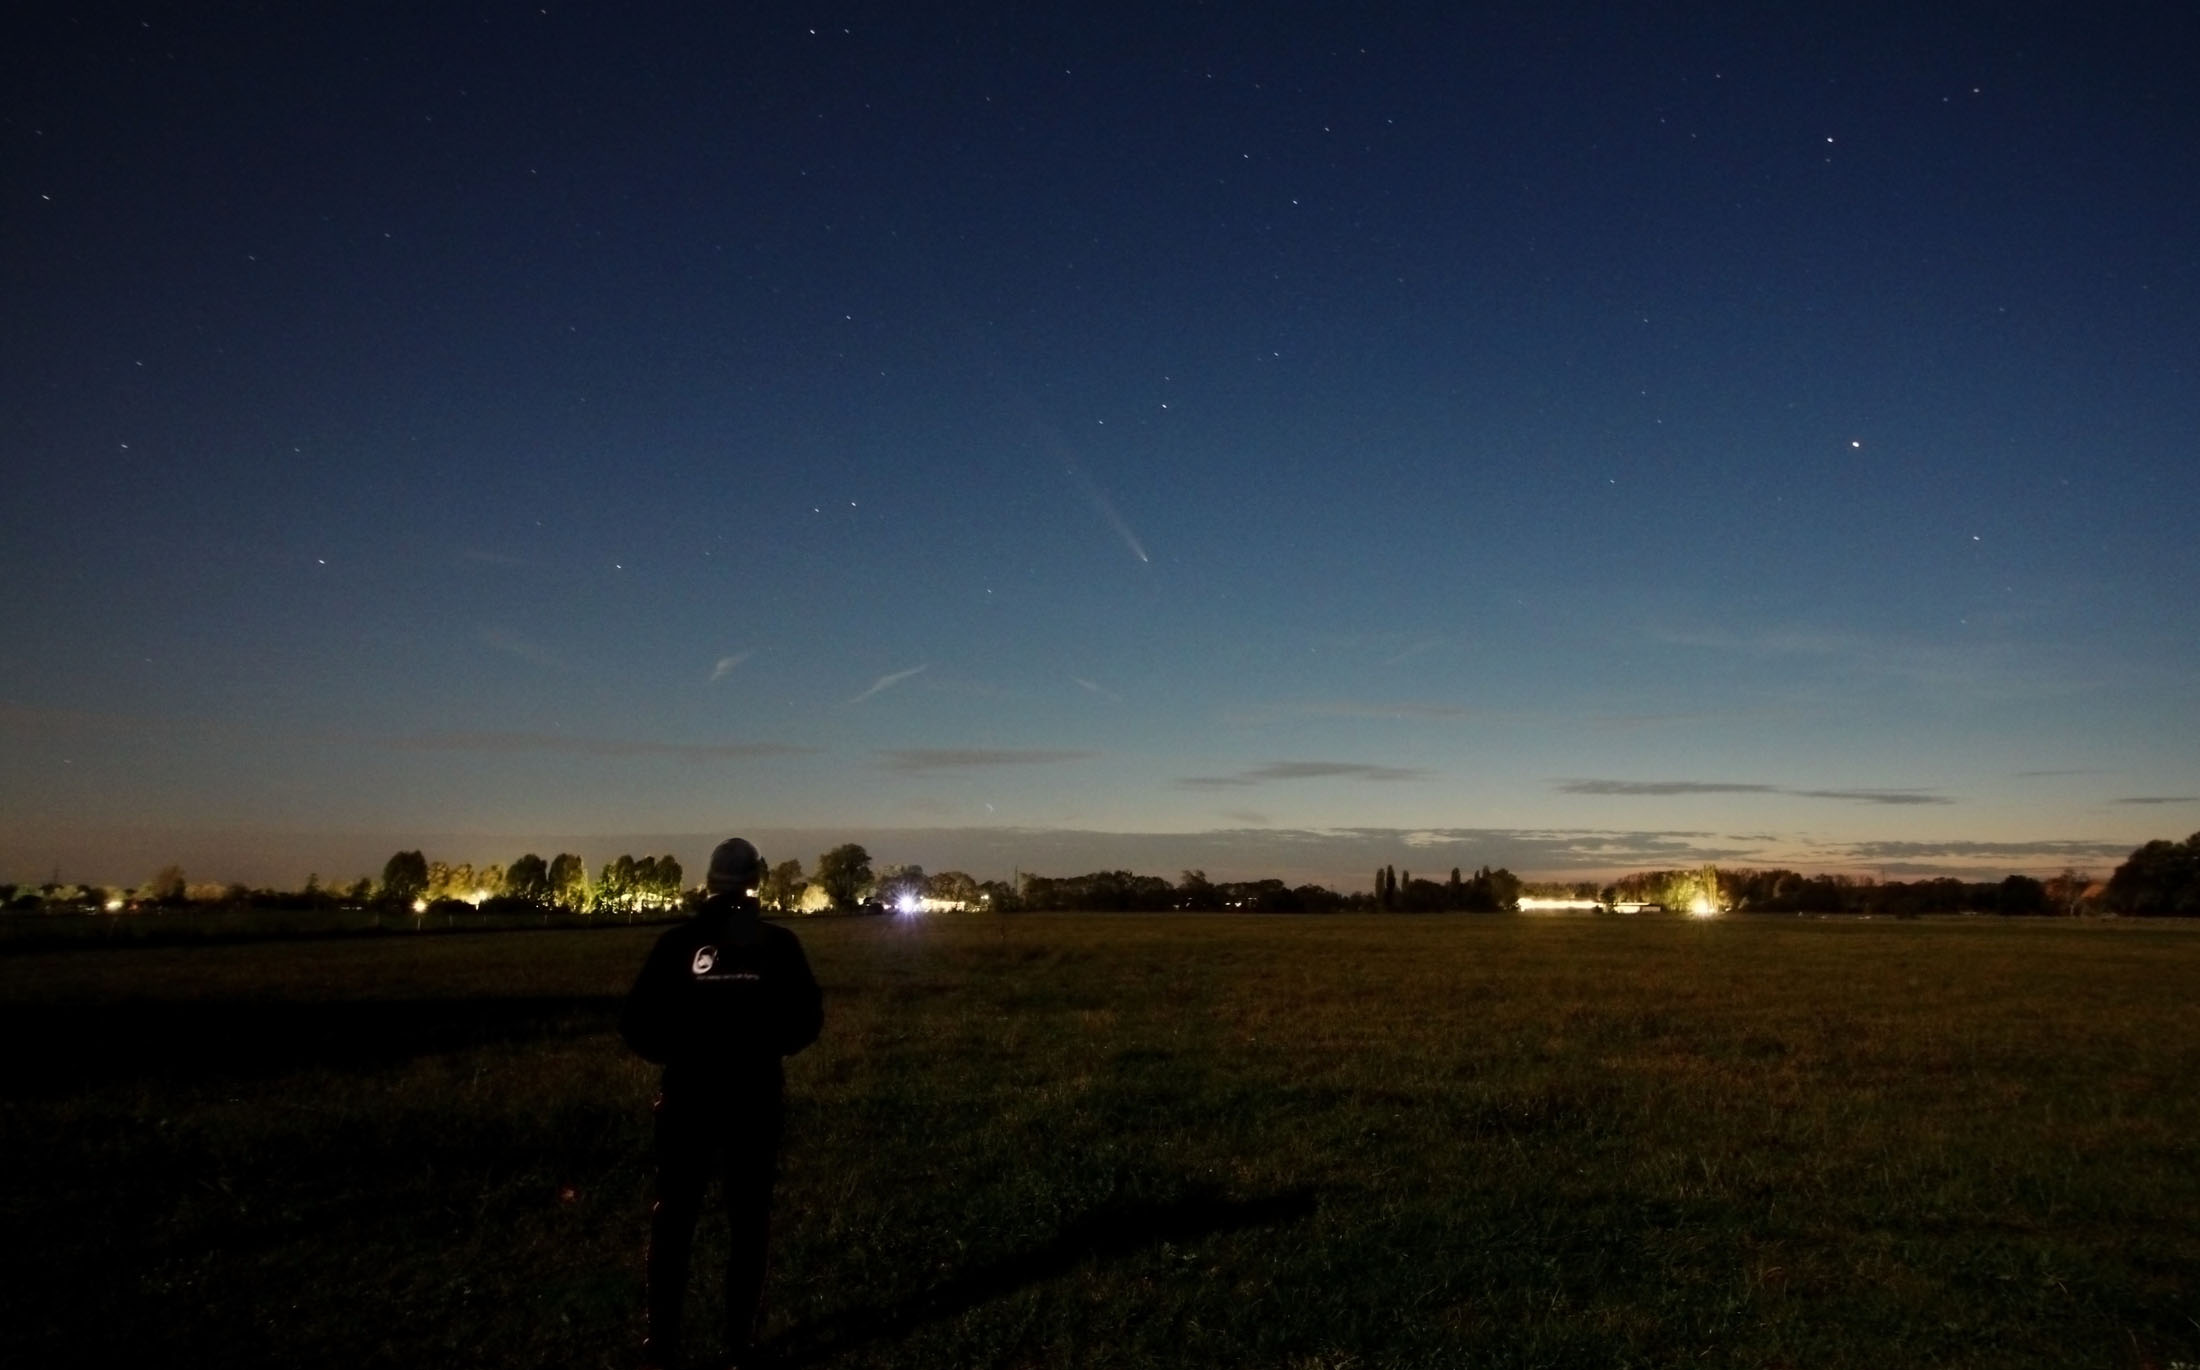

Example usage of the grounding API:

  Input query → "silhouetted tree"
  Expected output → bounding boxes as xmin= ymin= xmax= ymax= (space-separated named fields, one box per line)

xmin=506 ymin=853 xmax=550 ymax=904
xmin=759 ymin=858 xmax=807 ymax=912
xmin=2043 ymin=867 xmax=2093 ymax=916
xmin=815 ymin=844 xmax=873 ymax=910
xmin=381 ymin=851 xmax=428 ymax=905
xmin=1179 ymin=870 xmax=1221 ymax=911
xmin=148 ymin=865 xmax=188 ymax=906
xmin=1996 ymin=874 xmax=2049 ymax=915
xmin=875 ymin=863 xmax=926 ymax=908
xmin=547 ymin=853 xmax=587 ymax=909
xmin=926 ymin=870 xmax=981 ymax=906
xmin=598 ymin=854 xmax=639 ymax=912
xmin=2107 ymin=833 xmax=2200 ymax=916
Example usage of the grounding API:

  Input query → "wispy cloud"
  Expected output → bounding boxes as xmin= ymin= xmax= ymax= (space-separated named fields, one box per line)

xmin=877 ymin=748 xmax=1097 ymax=773
xmin=1072 ymin=676 xmax=1122 ymax=702
xmin=0 ymin=701 xmax=164 ymax=737
xmin=1558 ymin=778 xmax=1952 ymax=806
xmin=1225 ymin=698 xmax=1479 ymax=725
xmin=1249 ymin=762 xmax=1428 ymax=782
xmin=1643 ymin=621 xmax=2099 ymax=699
xmin=479 ymin=627 xmax=570 ymax=672
xmin=1585 ymin=709 xmax=1771 ymax=732
xmin=1839 ymin=838 xmax=2136 ymax=862
xmin=2110 ymin=795 xmax=2199 ymax=806
xmin=386 ymin=732 xmax=812 ymax=761
xmin=1178 ymin=760 xmax=1430 ymax=788
xmin=1382 ymin=637 xmax=1444 ymax=666
xmin=1790 ymin=788 xmax=1953 ymax=806
xmin=709 ymin=651 xmax=753 ymax=682
xmin=1558 ymin=780 xmax=1777 ymax=797
xmin=850 ymin=664 xmax=928 ymax=703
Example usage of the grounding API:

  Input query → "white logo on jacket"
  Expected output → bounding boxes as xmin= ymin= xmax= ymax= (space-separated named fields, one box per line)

xmin=691 ymin=946 xmax=717 ymax=975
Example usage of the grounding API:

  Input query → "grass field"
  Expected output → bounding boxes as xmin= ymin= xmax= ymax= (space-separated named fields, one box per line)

xmin=2 ymin=913 xmax=2195 ymax=1369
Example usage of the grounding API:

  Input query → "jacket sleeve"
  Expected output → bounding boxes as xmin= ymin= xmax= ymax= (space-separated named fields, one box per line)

xmin=774 ymin=934 xmax=824 ymax=1057
xmin=619 ymin=932 xmax=683 ymax=1064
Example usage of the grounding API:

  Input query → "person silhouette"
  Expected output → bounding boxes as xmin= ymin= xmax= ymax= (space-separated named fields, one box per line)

xmin=621 ymin=837 xmax=823 ymax=1370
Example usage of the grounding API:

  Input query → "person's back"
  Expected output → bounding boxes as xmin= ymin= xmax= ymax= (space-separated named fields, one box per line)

xmin=622 ymin=838 xmax=821 ymax=1370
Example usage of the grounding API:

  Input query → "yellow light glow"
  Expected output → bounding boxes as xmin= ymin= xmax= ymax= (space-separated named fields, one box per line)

xmin=1689 ymin=893 xmax=1717 ymax=917
xmin=104 ymin=897 xmax=124 ymax=912
xmin=411 ymin=898 xmax=428 ymax=914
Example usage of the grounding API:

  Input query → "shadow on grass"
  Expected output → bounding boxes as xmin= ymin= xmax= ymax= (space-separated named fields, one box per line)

xmin=766 ymin=1185 xmax=1320 ymax=1366
xmin=0 ymin=995 xmax=622 ymax=1093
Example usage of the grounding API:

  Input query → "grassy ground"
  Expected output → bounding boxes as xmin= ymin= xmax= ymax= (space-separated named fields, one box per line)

xmin=1 ymin=914 xmax=2194 ymax=1368
xmin=0 ymin=903 xmax=672 ymax=950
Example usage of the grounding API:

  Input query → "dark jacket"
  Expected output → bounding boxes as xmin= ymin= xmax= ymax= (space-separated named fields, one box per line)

xmin=620 ymin=899 xmax=823 ymax=1097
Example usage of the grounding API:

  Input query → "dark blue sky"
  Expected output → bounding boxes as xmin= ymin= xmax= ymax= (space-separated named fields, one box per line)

xmin=6 ymin=2 xmax=2196 ymax=887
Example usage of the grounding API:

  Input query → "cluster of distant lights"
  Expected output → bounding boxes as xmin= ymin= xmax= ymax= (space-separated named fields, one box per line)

xmin=410 ymin=889 xmax=494 ymax=913
xmin=1516 ymin=895 xmax=1722 ymax=918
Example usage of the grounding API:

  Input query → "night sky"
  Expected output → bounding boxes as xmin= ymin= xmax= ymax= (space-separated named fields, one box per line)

xmin=7 ymin=2 xmax=2197 ymax=890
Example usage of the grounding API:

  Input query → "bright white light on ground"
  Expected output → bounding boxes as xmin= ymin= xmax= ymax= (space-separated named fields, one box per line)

xmin=896 ymin=894 xmax=920 ymax=915
xmin=104 ymin=898 xmax=123 ymax=912
xmin=1689 ymin=894 xmax=1718 ymax=917
xmin=412 ymin=898 xmax=428 ymax=914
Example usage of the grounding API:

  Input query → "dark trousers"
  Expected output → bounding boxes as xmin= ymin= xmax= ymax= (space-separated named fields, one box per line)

xmin=646 ymin=1088 xmax=785 ymax=1359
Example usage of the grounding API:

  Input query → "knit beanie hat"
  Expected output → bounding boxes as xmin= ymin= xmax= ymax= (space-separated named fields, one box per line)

xmin=705 ymin=837 xmax=764 ymax=895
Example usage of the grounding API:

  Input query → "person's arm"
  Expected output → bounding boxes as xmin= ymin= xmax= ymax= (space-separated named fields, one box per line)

xmin=773 ymin=934 xmax=824 ymax=1057
xmin=619 ymin=932 xmax=683 ymax=1064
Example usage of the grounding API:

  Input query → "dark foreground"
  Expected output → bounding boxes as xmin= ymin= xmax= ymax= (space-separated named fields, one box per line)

xmin=1 ymin=914 xmax=2194 ymax=1368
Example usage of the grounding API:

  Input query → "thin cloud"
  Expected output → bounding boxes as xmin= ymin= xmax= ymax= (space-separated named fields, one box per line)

xmin=386 ymin=732 xmax=813 ymax=761
xmin=1178 ymin=761 xmax=1430 ymax=788
xmin=1315 ymin=700 xmax=1475 ymax=721
xmin=1558 ymin=779 xmax=1951 ymax=805
xmin=0 ymin=701 xmax=162 ymax=737
xmin=1072 ymin=676 xmax=1122 ymax=702
xmin=1791 ymin=788 xmax=1953 ymax=806
xmin=2110 ymin=795 xmax=2199 ymax=806
xmin=709 ymin=651 xmax=753 ymax=682
xmin=479 ymin=627 xmax=571 ymax=672
xmin=1586 ymin=709 xmax=1765 ymax=732
xmin=1644 ymin=621 xmax=2097 ymax=699
xmin=1382 ymin=637 xmax=1444 ymax=666
xmin=850 ymin=664 xmax=928 ymax=703
xmin=1248 ymin=762 xmax=1427 ymax=782
xmin=1225 ymin=698 xmax=1479 ymax=725
xmin=1840 ymin=838 xmax=2136 ymax=861
xmin=1558 ymin=780 xmax=1778 ymax=797
xmin=877 ymin=748 xmax=1097 ymax=773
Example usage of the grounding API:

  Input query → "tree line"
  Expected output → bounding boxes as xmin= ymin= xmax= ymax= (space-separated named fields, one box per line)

xmin=10 ymin=832 xmax=2198 ymax=918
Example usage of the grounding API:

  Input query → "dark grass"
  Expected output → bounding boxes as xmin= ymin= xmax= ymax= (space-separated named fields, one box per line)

xmin=0 ymin=904 xmax=677 ymax=952
xmin=2 ymin=915 xmax=2195 ymax=1368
